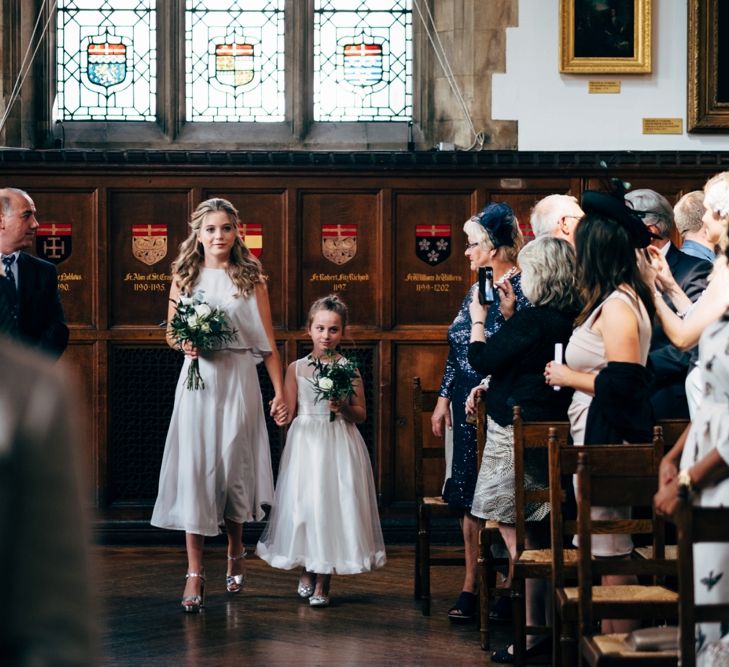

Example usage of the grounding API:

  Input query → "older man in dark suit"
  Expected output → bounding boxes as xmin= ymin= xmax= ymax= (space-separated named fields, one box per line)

xmin=0 ymin=188 xmax=68 ymax=358
xmin=626 ymin=189 xmax=713 ymax=419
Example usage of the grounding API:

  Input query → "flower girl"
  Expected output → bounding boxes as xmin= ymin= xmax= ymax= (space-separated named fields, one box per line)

xmin=256 ymin=295 xmax=386 ymax=607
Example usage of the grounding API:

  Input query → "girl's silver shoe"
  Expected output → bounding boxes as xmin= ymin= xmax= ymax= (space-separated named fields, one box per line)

xmin=309 ymin=593 xmax=330 ymax=607
xmin=297 ymin=581 xmax=314 ymax=599
xmin=226 ymin=551 xmax=246 ymax=593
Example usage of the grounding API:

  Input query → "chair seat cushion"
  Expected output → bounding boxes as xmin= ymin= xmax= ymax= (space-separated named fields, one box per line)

xmin=590 ymin=633 xmax=677 ymax=658
xmin=633 ymin=545 xmax=678 ymax=560
xmin=519 ymin=548 xmax=579 ymax=564
xmin=563 ymin=585 xmax=678 ymax=602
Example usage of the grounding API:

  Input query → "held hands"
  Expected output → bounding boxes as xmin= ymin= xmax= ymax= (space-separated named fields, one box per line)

xmin=465 ymin=385 xmax=483 ymax=416
xmin=180 ymin=341 xmax=199 ymax=359
xmin=543 ymin=360 xmax=571 ymax=387
xmin=431 ymin=397 xmax=451 ymax=437
xmin=646 ymin=246 xmax=677 ymax=293
xmin=269 ymin=394 xmax=289 ymax=426
xmin=469 ymin=284 xmax=488 ymax=324
xmin=654 ymin=476 xmax=680 ymax=520
xmin=497 ymin=278 xmax=516 ymax=320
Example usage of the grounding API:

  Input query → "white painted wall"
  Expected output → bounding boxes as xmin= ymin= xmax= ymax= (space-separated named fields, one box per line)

xmin=492 ymin=0 xmax=729 ymax=150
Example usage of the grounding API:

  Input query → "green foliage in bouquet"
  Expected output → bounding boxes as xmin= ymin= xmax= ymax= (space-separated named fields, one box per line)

xmin=308 ymin=351 xmax=360 ymax=421
xmin=165 ymin=290 xmax=237 ymax=390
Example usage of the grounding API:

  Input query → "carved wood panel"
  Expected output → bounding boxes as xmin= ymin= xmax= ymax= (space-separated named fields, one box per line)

xmin=109 ymin=190 xmax=190 ymax=327
xmin=393 ymin=191 xmax=473 ymax=326
xmin=299 ymin=191 xmax=380 ymax=328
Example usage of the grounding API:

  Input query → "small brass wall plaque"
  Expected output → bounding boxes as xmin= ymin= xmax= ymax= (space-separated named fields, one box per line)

xmin=642 ymin=118 xmax=683 ymax=134
xmin=588 ymin=81 xmax=621 ymax=94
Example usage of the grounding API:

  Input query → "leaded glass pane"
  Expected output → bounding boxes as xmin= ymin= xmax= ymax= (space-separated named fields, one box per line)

xmin=314 ymin=0 xmax=412 ymax=122
xmin=186 ymin=0 xmax=285 ymax=123
xmin=57 ymin=0 xmax=156 ymax=121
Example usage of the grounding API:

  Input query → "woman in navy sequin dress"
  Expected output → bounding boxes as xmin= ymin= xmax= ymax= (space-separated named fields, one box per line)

xmin=432 ymin=202 xmax=530 ymax=621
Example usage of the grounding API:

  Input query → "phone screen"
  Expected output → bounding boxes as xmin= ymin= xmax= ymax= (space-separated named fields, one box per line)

xmin=478 ymin=267 xmax=495 ymax=305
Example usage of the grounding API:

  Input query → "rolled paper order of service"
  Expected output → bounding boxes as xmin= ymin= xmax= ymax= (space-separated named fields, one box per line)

xmin=553 ymin=343 xmax=563 ymax=392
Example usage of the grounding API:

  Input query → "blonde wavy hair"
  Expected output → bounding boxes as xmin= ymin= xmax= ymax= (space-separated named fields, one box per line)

xmin=172 ymin=198 xmax=263 ymax=296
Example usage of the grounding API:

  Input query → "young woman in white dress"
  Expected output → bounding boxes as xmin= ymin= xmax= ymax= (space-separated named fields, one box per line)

xmin=256 ymin=295 xmax=386 ymax=607
xmin=151 ymin=198 xmax=287 ymax=612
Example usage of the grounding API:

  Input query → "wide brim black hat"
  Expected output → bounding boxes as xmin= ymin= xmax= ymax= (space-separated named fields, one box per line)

xmin=580 ymin=189 xmax=655 ymax=249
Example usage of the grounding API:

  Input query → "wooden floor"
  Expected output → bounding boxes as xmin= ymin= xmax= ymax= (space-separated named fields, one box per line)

xmin=95 ymin=545 xmax=510 ymax=666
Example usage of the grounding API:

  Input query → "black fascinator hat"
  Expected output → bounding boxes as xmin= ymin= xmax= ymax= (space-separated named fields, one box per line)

xmin=580 ymin=179 xmax=655 ymax=249
xmin=474 ymin=202 xmax=517 ymax=248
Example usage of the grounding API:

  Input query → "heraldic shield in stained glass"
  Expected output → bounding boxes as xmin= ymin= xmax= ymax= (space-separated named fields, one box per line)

xmin=343 ymin=42 xmax=384 ymax=87
xmin=314 ymin=0 xmax=412 ymax=122
xmin=214 ymin=43 xmax=256 ymax=88
xmin=57 ymin=0 xmax=155 ymax=121
xmin=87 ymin=41 xmax=127 ymax=88
xmin=415 ymin=224 xmax=451 ymax=266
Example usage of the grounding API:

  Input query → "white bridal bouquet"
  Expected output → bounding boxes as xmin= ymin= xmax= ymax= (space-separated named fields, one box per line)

xmin=166 ymin=290 xmax=237 ymax=390
xmin=308 ymin=352 xmax=360 ymax=421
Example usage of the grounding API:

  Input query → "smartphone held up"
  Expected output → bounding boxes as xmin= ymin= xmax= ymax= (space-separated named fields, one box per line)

xmin=478 ymin=267 xmax=496 ymax=305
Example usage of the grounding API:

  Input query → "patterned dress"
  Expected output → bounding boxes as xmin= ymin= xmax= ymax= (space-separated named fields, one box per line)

xmin=679 ymin=316 xmax=729 ymax=666
xmin=439 ymin=274 xmax=530 ymax=510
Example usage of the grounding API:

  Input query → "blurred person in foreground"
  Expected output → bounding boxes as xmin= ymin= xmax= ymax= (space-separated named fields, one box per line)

xmin=0 ymin=337 xmax=94 ymax=665
xmin=654 ymin=170 xmax=729 ymax=666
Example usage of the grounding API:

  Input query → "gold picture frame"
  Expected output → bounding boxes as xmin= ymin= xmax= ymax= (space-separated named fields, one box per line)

xmin=560 ymin=0 xmax=652 ymax=74
xmin=687 ymin=0 xmax=729 ymax=132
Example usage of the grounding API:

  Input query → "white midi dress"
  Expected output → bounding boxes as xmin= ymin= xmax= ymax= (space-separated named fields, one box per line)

xmin=151 ymin=269 xmax=274 ymax=536
xmin=256 ymin=357 xmax=386 ymax=574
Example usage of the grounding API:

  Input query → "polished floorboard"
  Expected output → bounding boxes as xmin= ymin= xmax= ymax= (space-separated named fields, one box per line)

xmin=96 ymin=545 xmax=510 ymax=666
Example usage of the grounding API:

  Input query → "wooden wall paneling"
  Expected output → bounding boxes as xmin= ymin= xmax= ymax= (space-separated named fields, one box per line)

xmin=393 ymin=342 xmax=450 ymax=505
xmin=392 ymin=190 xmax=474 ymax=327
xmin=26 ymin=189 xmax=97 ymax=327
xmin=377 ymin=340 xmax=393 ymax=506
xmin=108 ymin=190 xmax=190 ymax=327
xmin=299 ymin=190 xmax=381 ymax=328
xmin=202 ymin=189 xmax=288 ymax=328
xmin=486 ymin=178 xmax=581 ymax=240
xmin=62 ymin=341 xmax=99 ymax=502
xmin=380 ymin=188 xmax=394 ymax=330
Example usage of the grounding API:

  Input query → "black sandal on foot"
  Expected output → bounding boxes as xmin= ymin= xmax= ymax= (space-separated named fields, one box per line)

xmin=491 ymin=639 xmax=552 ymax=664
xmin=447 ymin=591 xmax=478 ymax=623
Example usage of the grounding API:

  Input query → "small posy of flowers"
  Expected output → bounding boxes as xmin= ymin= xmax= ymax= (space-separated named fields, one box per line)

xmin=308 ymin=351 xmax=360 ymax=422
xmin=165 ymin=290 xmax=237 ymax=390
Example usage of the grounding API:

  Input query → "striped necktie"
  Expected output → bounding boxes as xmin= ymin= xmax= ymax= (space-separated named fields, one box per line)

xmin=0 ymin=255 xmax=18 ymax=335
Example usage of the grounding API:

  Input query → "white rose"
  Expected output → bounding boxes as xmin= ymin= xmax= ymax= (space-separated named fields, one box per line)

xmin=318 ymin=377 xmax=334 ymax=391
xmin=186 ymin=314 xmax=200 ymax=328
xmin=194 ymin=303 xmax=212 ymax=318
xmin=179 ymin=296 xmax=193 ymax=306
xmin=200 ymin=323 xmax=211 ymax=333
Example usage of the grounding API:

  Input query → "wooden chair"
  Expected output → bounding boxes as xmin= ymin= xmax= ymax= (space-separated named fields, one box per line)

xmin=575 ymin=444 xmax=678 ymax=666
xmin=476 ymin=398 xmax=509 ymax=649
xmin=633 ymin=419 xmax=688 ymax=563
xmin=413 ymin=376 xmax=486 ymax=616
xmin=677 ymin=491 xmax=729 ymax=667
xmin=506 ymin=407 xmax=573 ymax=664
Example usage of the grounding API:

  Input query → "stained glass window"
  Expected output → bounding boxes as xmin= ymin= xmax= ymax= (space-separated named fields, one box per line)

xmin=186 ymin=0 xmax=285 ymax=123
xmin=57 ymin=0 xmax=156 ymax=121
xmin=314 ymin=0 xmax=412 ymax=122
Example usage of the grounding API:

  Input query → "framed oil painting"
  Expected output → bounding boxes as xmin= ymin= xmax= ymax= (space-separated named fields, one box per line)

xmin=560 ymin=0 xmax=652 ymax=74
xmin=688 ymin=0 xmax=729 ymax=132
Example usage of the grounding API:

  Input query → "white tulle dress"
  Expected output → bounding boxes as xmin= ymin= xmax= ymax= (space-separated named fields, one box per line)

xmin=151 ymin=268 xmax=274 ymax=537
xmin=256 ymin=357 xmax=386 ymax=574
